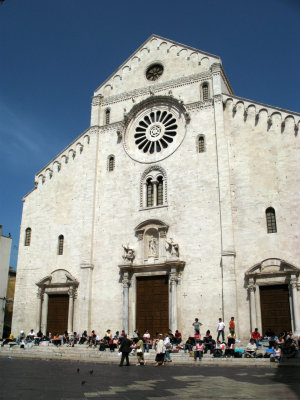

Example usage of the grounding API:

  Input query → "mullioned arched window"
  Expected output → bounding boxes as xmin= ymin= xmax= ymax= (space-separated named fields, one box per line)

xmin=140 ymin=166 xmax=167 ymax=209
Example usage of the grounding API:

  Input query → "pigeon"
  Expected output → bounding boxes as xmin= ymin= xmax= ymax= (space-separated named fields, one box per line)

xmin=89 ymin=370 xmax=93 ymax=375
xmin=81 ymin=381 xmax=86 ymax=385
xmin=77 ymin=368 xmax=80 ymax=373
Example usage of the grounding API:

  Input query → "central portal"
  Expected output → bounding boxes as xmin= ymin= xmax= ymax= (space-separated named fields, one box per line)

xmin=136 ymin=275 xmax=169 ymax=338
xmin=47 ymin=294 xmax=69 ymax=335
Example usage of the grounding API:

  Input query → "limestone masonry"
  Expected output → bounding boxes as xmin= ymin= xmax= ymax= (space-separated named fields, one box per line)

xmin=12 ymin=35 xmax=300 ymax=340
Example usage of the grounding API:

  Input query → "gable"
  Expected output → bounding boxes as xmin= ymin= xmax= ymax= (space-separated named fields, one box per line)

xmin=94 ymin=34 xmax=221 ymax=98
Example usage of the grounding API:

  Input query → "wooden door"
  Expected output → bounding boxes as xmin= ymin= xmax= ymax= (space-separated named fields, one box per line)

xmin=136 ymin=275 xmax=169 ymax=339
xmin=47 ymin=294 xmax=69 ymax=335
xmin=260 ymin=285 xmax=291 ymax=335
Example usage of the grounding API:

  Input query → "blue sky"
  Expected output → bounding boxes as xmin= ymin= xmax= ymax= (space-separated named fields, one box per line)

xmin=0 ymin=0 xmax=299 ymax=268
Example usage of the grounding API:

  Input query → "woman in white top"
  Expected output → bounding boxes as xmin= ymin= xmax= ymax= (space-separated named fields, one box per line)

xmin=155 ymin=334 xmax=165 ymax=366
xmin=273 ymin=345 xmax=281 ymax=362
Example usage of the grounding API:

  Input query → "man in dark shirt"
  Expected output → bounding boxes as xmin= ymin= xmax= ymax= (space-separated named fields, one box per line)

xmin=119 ymin=333 xmax=132 ymax=366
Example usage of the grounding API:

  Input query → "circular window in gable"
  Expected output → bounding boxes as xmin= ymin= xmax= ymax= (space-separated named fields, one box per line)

xmin=146 ymin=64 xmax=164 ymax=81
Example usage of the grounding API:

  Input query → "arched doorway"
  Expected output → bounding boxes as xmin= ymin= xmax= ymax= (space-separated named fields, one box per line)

xmin=245 ymin=258 xmax=300 ymax=336
xmin=36 ymin=269 xmax=79 ymax=335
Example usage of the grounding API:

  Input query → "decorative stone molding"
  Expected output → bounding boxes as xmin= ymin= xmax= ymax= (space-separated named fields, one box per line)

xmin=245 ymin=258 xmax=299 ymax=280
xmin=101 ymin=72 xmax=213 ymax=106
xmin=214 ymin=94 xmax=223 ymax=104
xmin=186 ymin=100 xmax=214 ymax=111
xmin=119 ymin=259 xmax=185 ymax=275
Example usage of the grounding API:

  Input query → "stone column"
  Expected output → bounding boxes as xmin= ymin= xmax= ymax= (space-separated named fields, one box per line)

xmin=169 ymin=269 xmax=178 ymax=332
xmin=41 ymin=292 xmax=49 ymax=335
xmin=67 ymin=288 xmax=75 ymax=334
xmin=36 ymin=288 xmax=43 ymax=332
xmin=137 ymin=232 xmax=144 ymax=263
xmin=122 ymin=272 xmax=130 ymax=334
xmin=291 ymin=277 xmax=300 ymax=335
xmin=254 ymin=284 xmax=262 ymax=333
xmin=212 ymin=64 xmax=237 ymax=326
xmin=78 ymin=264 xmax=94 ymax=333
xmin=248 ymin=281 xmax=256 ymax=333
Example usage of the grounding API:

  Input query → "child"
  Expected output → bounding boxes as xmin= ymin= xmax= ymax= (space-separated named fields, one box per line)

xmin=194 ymin=339 xmax=204 ymax=361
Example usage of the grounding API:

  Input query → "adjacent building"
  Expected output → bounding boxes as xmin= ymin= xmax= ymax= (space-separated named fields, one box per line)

xmin=0 ymin=226 xmax=12 ymax=338
xmin=12 ymin=35 xmax=300 ymax=339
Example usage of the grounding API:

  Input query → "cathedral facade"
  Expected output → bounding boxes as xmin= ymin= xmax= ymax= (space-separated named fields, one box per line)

xmin=12 ymin=35 xmax=300 ymax=339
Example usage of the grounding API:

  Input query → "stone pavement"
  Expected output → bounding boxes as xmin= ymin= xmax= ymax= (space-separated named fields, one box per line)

xmin=0 ymin=358 xmax=299 ymax=400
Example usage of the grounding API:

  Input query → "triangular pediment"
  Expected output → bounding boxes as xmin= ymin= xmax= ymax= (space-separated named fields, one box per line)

xmin=94 ymin=34 xmax=221 ymax=98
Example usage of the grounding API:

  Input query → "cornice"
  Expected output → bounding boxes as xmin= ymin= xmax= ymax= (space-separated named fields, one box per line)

xmin=93 ymin=71 xmax=212 ymax=107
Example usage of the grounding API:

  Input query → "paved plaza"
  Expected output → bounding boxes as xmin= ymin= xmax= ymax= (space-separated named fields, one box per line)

xmin=0 ymin=358 xmax=299 ymax=400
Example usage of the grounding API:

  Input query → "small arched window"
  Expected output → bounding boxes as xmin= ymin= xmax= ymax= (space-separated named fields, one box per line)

xmin=202 ymin=82 xmax=209 ymax=101
xmin=146 ymin=178 xmax=154 ymax=207
xmin=198 ymin=135 xmax=205 ymax=153
xmin=58 ymin=235 xmax=64 ymax=255
xmin=266 ymin=207 xmax=277 ymax=233
xmin=108 ymin=155 xmax=115 ymax=171
xmin=24 ymin=227 xmax=31 ymax=246
xmin=105 ymin=109 xmax=110 ymax=125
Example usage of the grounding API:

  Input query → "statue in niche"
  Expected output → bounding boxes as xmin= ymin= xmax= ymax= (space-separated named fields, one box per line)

xmin=165 ymin=238 xmax=179 ymax=258
xmin=148 ymin=236 xmax=158 ymax=258
xmin=122 ymin=243 xmax=135 ymax=263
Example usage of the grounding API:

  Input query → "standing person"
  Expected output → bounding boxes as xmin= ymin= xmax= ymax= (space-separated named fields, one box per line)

xmin=192 ymin=318 xmax=203 ymax=336
xmin=143 ymin=330 xmax=151 ymax=352
xmin=217 ymin=318 xmax=225 ymax=342
xmin=229 ymin=317 xmax=235 ymax=333
xmin=155 ymin=334 xmax=165 ymax=366
xmin=164 ymin=333 xmax=172 ymax=363
xmin=119 ymin=333 xmax=132 ymax=367
xmin=135 ymin=336 xmax=145 ymax=366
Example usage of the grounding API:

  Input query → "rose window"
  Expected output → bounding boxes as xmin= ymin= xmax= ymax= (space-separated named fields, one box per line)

xmin=134 ymin=110 xmax=178 ymax=153
xmin=146 ymin=64 xmax=164 ymax=81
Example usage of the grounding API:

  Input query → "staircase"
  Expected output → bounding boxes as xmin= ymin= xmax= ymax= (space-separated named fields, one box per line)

xmin=1 ymin=342 xmax=299 ymax=366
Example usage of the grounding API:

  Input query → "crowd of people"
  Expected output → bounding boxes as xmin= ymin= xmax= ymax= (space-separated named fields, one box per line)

xmin=2 ymin=317 xmax=299 ymax=365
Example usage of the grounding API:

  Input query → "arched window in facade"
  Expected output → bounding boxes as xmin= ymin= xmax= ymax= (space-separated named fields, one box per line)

xmin=266 ymin=207 xmax=277 ymax=233
xmin=105 ymin=109 xmax=110 ymax=125
xmin=197 ymin=135 xmax=205 ymax=153
xmin=24 ymin=227 xmax=31 ymax=246
xmin=108 ymin=155 xmax=115 ymax=171
xmin=201 ymin=82 xmax=209 ymax=101
xmin=58 ymin=235 xmax=64 ymax=255
xmin=141 ymin=166 xmax=167 ymax=209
